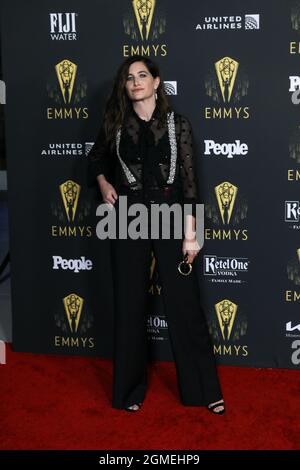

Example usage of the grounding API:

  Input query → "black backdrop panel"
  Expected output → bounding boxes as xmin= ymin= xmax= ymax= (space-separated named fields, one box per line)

xmin=1 ymin=0 xmax=299 ymax=368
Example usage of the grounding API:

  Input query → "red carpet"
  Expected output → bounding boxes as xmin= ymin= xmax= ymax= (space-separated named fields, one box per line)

xmin=0 ymin=343 xmax=300 ymax=450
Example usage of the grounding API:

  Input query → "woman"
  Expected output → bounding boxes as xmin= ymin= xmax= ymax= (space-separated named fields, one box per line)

xmin=87 ymin=55 xmax=225 ymax=414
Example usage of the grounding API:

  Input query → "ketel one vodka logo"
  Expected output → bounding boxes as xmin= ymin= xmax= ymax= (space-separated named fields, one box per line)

xmin=54 ymin=293 xmax=94 ymax=349
xmin=49 ymin=13 xmax=78 ymax=40
xmin=47 ymin=59 xmax=88 ymax=119
xmin=205 ymin=181 xmax=248 ymax=241
xmin=205 ymin=56 xmax=250 ymax=119
xmin=123 ymin=0 xmax=167 ymax=57
xmin=287 ymin=249 xmax=300 ymax=286
xmin=51 ymin=180 xmax=92 ymax=237
xmin=212 ymin=299 xmax=248 ymax=356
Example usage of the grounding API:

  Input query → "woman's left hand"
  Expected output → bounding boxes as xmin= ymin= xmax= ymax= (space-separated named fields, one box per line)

xmin=182 ymin=237 xmax=201 ymax=264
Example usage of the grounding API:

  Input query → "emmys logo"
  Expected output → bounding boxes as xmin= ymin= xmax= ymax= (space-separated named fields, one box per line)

xmin=123 ymin=0 xmax=167 ymax=57
xmin=60 ymin=180 xmax=80 ymax=222
xmin=63 ymin=293 xmax=84 ymax=334
xmin=47 ymin=59 xmax=88 ymax=120
xmin=49 ymin=13 xmax=78 ymax=40
xmin=51 ymin=180 xmax=92 ymax=238
xmin=287 ymin=249 xmax=300 ymax=286
xmin=54 ymin=293 xmax=95 ymax=349
xmin=291 ymin=3 xmax=300 ymax=32
xmin=208 ymin=299 xmax=248 ymax=356
xmin=133 ymin=0 xmax=156 ymax=40
xmin=205 ymin=56 xmax=250 ymax=119
xmin=0 ymin=341 xmax=6 ymax=365
xmin=215 ymin=57 xmax=239 ymax=103
xmin=215 ymin=299 xmax=237 ymax=341
xmin=290 ymin=3 xmax=300 ymax=54
xmin=205 ymin=181 xmax=248 ymax=241
xmin=215 ymin=181 xmax=237 ymax=225
xmin=55 ymin=60 xmax=77 ymax=104
xmin=163 ymin=81 xmax=177 ymax=95
xmin=204 ymin=140 xmax=248 ymax=158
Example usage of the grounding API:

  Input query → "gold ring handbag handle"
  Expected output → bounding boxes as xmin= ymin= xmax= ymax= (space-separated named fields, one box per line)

xmin=177 ymin=253 xmax=192 ymax=276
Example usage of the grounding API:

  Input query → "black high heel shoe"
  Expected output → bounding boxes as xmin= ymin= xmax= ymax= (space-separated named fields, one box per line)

xmin=207 ymin=399 xmax=225 ymax=415
xmin=125 ymin=402 xmax=142 ymax=412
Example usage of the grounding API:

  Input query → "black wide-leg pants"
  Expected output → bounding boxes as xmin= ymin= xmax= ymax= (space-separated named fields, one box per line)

xmin=110 ymin=197 xmax=223 ymax=409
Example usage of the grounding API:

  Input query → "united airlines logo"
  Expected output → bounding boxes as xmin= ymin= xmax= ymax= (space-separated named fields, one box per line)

xmin=195 ymin=13 xmax=260 ymax=31
xmin=245 ymin=14 xmax=260 ymax=29
xmin=163 ymin=81 xmax=177 ymax=95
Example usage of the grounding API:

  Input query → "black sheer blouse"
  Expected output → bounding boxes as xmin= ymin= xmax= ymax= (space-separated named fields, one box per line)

xmin=87 ymin=104 xmax=199 ymax=216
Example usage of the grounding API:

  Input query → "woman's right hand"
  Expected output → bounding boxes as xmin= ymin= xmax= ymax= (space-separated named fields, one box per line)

xmin=96 ymin=175 xmax=118 ymax=206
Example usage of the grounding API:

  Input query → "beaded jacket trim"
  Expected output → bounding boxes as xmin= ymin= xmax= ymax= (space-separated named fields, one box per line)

xmin=115 ymin=111 xmax=177 ymax=185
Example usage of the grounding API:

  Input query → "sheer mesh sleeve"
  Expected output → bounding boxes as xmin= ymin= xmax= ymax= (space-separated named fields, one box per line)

xmin=178 ymin=115 xmax=199 ymax=217
xmin=87 ymin=124 xmax=114 ymax=187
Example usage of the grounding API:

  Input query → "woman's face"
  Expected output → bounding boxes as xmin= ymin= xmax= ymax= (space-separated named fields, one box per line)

xmin=125 ymin=61 xmax=160 ymax=102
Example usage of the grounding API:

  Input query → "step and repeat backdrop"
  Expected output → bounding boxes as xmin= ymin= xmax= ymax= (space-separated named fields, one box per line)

xmin=1 ymin=0 xmax=300 ymax=368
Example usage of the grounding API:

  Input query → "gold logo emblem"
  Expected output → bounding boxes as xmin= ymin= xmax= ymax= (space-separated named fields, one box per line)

xmin=215 ymin=181 xmax=238 ymax=224
xmin=63 ymin=293 xmax=84 ymax=333
xmin=215 ymin=57 xmax=239 ymax=103
xmin=59 ymin=180 xmax=80 ymax=222
xmin=215 ymin=299 xmax=237 ymax=341
xmin=132 ymin=0 xmax=156 ymax=40
xmin=55 ymin=59 xmax=77 ymax=104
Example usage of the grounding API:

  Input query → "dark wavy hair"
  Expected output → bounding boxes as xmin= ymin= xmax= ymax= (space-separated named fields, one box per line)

xmin=103 ymin=55 xmax=172 ymax=150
